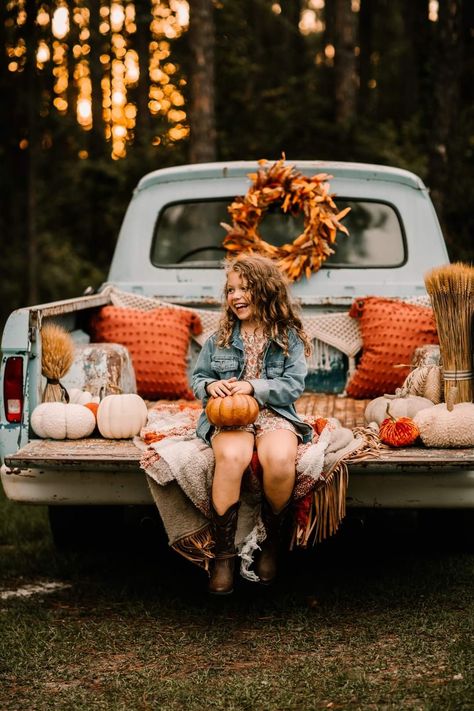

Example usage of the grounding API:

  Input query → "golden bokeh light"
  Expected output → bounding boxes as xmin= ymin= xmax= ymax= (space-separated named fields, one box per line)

xmin=77 ymin=97 xmax=92 ymax=122
xmin=37 ymin=9 xmax=50 ymax=27
xmin=52 ymin=6 xmax=69 ymax=40
xmin=429 ymin=1 xmax=439 ymax=22
xmin=7 ymin=0 xmax=190 ymax=159
xmin=324 ymin=44 xmax=335 ymax=59
xmin=110 ymin=3 xmax=125 ymax=33
xmin=53 ymin=97 xmax=68 ymax=112
xmin=168 ymin=109 xmax=186 ymax=122
xmin=124 ymin=51 xmax=139 ymax=83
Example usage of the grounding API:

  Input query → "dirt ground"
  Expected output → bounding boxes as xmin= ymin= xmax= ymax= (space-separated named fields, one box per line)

xmin=0 ymin=499 xmax=473 ymax=711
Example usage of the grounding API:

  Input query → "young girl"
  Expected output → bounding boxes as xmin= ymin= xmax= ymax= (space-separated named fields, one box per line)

xmin=192 ymin=254 xmax=313 ymax=595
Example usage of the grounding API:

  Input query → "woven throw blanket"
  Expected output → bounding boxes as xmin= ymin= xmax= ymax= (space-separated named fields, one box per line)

xmin=109 ymin=286 xmax=362 ymax=362
xmin=136 ymin=402 xmax=379 ymax=582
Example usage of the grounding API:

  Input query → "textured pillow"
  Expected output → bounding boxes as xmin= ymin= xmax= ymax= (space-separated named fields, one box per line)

xmin=346 ymin=297 xmax=438 ymax=398
xmin=90 ymin=306 xmax=202 ymax=400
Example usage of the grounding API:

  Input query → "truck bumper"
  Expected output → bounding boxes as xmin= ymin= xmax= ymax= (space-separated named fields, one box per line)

xmin=1 ymin=464 xmax=152 ymax=505
xmin=2 ymin=463 xmax=474 ymax=509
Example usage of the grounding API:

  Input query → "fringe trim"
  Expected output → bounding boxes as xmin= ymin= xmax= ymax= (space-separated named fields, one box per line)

xmin=290 ymin=463 xmax=349 ymax=548
xmin=289 ymin=429 xmax=381 ymax=549
xmin=238 ymin=517 xmax=266 ymax=583
xmin=351 ymin=425 xmax=382 ymax=455
xmin=308 ymin=339 xmax=332 ymax=371
xmin=171 ymin=525 xmax=214 ymax=572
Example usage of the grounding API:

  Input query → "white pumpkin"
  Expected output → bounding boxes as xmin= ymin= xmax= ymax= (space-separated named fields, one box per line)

xmin=364 ymin=394 xmax=434 ymax=425
xmin=414 ymin=401 xmax=474 ymax=448
xmin=68 ymin=388 xmax=100 ymax=405
xmin=31 ymin=402 xmax=96 ymax=439
xmin=97 ymin=394 xmax=148 ymax=439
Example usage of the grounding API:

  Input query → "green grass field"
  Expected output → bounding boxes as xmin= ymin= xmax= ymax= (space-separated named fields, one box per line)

xmin=0 ymin=490 xmax=472 ymax=711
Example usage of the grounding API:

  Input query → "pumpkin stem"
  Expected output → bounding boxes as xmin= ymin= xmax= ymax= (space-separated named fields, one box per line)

xmin=446 ymin=386 xmax=458 ymax=412
xmin=384 ymin=402 xmax=396 ymax=421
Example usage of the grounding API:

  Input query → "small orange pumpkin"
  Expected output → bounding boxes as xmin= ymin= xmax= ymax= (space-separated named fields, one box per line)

xmin=379 ymin=403 xmax=419 ymax=447
xmin=206 ymin=393 xmax=259 ymax=427
xmin=83 ymin=402 xmax=99 ymax=420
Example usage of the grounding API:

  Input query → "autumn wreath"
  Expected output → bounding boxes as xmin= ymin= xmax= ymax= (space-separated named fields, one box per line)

xmin=220 ymin=157 xmax=351 ymax=282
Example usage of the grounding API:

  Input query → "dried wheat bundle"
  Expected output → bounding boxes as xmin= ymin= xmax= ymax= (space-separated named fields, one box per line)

xmin=41 ymin=322 xmax=74 ymax=403
xmin=424 ymin=262 xmax=474 ymax=403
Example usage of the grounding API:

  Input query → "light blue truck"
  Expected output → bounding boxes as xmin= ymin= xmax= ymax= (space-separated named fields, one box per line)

xmin=1 ymin=160 xmax=473 ymax=545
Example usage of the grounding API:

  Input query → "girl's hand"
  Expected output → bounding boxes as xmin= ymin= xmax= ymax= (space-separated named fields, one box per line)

xmin=206 ymin=377 xmax=237 ymax=398
xmin=229 ymin=380 xmax=254 ymax=395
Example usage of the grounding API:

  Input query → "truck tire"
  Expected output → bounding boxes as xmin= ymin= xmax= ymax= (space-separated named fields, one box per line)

xmin=47 ymin=504 xmax=169 ymax=554
xmin=418 ymin=509 xmax=473 ymax=552
xmin=48 ymin=505 xmax=127 ymax=551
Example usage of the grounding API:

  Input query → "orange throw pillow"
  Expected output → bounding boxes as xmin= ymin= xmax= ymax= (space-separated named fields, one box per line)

xmin=90 ymin=306 xmax=202 ymax=400
xmin=346 ymin=297 xmax=438 ymax=399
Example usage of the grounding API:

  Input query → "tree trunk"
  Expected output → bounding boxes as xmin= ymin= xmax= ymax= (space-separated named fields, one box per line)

xmin=188 ymin=0 xmax=217 ymax=163
xmin=279 ymin=0 xmax=306 ymax=76
xmin=67 ymin=0 xmax=80 ymax=122
xmin=0 ymin=0 xmax=9 ymax=245
xmin=358 ymin=0 xmax=374 ymax=113
xmin=134 ymin=0 xmax=152 ymax=149
xmin=334 ymin=0 xmax=357 ymax=124
xmin=24 ymin=0 xmax=39 ymax=304
xmin=428 ymin=0 xmax=463 ymax=230
xmin=399 ymin=0 xmax=431 ymax=119
xmin=88 ymin=0 xmax=106 ymax=158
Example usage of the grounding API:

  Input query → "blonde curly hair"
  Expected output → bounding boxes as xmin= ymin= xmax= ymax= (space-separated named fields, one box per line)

xmin=216 ymin=254 xmax=312 ymax=357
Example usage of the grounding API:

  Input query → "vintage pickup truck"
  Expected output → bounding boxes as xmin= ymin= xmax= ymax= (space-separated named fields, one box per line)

xmin=1 ymin=160 xmax=473 ymax=546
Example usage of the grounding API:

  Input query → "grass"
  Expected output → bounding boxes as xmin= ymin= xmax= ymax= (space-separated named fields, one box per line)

xmin=0 ymin=490 xmax=473 ymax=711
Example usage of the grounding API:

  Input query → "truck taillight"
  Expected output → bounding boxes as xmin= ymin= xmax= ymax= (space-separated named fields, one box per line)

xmin=4 ymin=357 xmax=23 ymax=423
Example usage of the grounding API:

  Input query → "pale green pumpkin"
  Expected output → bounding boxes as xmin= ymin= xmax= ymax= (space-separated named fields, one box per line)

xmin=364 ymin=394 xmax=434 ymax=426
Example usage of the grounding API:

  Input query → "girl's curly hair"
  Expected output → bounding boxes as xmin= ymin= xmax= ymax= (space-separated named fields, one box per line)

xmin=216 ymin=254 xmax=312 ymax=357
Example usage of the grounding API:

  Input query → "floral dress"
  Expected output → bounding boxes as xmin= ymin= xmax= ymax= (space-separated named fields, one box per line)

xmin=212 ymin=330 xmax=300 ymax=440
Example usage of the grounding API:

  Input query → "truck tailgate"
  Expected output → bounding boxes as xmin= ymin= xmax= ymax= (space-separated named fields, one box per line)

xmin=5 ymin=439 xmax=140 ymax=470
xmin=3 ymin=439 xmax=474 ymax=508
xmin=5 ymin=439 xmax=474 ymax=471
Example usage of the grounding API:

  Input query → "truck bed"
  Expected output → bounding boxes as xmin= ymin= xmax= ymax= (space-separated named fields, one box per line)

xmin=6 ymin=391 xmax=474 ymax=471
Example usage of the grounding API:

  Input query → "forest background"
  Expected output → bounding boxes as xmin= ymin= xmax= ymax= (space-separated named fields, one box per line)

xmin=0 ymin=0 xmax=473 ymax=330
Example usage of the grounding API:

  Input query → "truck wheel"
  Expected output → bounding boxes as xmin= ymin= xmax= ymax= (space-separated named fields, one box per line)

xmin=48 ymin=505 xmax=169 ymax=554
xmin=418 ymin=509 xmax=473 ymax=552
xmin=48 ymin=505 xmax=126 ymax=551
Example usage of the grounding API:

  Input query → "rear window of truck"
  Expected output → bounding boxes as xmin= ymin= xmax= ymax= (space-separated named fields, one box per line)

xmin=151 ymin=199 xmax=406 ymax=268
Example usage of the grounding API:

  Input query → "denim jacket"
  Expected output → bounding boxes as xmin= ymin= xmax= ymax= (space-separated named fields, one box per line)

xmin=192 ymin=323 xmax=313 ymax=445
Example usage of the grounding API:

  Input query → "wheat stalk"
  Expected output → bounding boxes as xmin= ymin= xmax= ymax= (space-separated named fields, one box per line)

xmin=41 ymin=323 xmax=75 ymax=403
xmin=424 ymin=262 xmax=474 ymax=403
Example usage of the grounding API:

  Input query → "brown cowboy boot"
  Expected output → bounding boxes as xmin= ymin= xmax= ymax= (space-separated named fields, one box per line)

xmin=209 ymin=501 xmax=240 ymax=595
xmin=255 ymin=498 xmax=291 ymax=585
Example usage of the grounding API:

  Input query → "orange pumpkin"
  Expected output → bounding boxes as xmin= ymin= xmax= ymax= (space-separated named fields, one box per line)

xmin=83 ymin=402 xmax=99 ymax=420
xmin=206 ymin=393 xmax=259 ymax=427
xmin=379 ymin=404 xmax=419 ymax=447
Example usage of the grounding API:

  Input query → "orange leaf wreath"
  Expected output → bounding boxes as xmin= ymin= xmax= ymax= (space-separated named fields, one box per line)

xmin=221 ymin=157 xmax=351 ymax=282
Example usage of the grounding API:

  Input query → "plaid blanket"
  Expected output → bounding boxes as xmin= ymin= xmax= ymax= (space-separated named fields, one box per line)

xmin=136 ymin=402 xmax=379 ymax=582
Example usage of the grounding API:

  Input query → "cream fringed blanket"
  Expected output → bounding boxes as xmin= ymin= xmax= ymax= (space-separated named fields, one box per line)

xmin=136 ymin=403 xmax=379 ymax=583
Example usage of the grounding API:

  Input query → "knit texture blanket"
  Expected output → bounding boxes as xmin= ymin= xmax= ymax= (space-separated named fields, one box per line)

xmin=136 ymin=402 xmax=379 ymax=582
